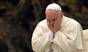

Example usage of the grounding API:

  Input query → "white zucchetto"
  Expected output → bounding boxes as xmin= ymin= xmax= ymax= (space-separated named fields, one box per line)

xmin=46 ymin=3 xmax=62 ymax=11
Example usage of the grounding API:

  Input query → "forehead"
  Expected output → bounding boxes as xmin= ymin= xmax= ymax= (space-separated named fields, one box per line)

xmin=45 ymin=9 xmax=59 ymax=14
xmin=45 ymin=9 xmax=60 ymax=19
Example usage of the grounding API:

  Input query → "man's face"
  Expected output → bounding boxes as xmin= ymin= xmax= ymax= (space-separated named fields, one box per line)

xmin=45 ymin=9 xmax=62 ymax=32
xmin=45 ymin=9 xmax=62 ymax=27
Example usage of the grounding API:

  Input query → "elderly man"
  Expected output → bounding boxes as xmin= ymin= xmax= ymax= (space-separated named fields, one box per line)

xmin=31 ymin=3 xmax=84 ymax=52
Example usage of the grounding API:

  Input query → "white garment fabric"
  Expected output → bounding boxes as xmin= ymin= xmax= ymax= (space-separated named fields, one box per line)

xmin=83 ymin=29 xmax=88 ymax=52
xmin=32 ymin=16 xmax=84 ymax=52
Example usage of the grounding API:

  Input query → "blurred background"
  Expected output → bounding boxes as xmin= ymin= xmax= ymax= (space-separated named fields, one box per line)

xmin=0 ymin=0 xmax=88 ymax=52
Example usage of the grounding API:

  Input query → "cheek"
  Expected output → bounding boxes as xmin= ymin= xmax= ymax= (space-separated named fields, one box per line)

xmin=47 ymin=21 xmax=54 ymax=27
xmin=54 ymin=19 xmax=60 ymax=25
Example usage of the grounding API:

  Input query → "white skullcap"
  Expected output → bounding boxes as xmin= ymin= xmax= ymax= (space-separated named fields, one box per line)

xmin=46 ymin=3 xmax=62 ymax=11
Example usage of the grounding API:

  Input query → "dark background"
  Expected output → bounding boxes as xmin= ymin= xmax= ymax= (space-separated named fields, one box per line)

xmin=0 ymin=0 xmax=88 ymax=52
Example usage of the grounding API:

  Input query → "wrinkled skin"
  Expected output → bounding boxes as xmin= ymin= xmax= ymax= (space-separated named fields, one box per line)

xmin=45 ymin=9 xmax=63 ymax=33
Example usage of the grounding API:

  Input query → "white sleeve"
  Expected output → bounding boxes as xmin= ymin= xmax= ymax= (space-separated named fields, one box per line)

xmin=74 ymin=24 xmax=84 ymax=50
xmin=31 ymin=23 xmax=53 ymax=52
xmin=53 ymin=23 xmax=84 ymax=51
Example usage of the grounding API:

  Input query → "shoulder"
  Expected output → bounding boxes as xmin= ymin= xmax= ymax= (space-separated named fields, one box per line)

xmin=35 ymin=19 xmax=49 ymax=32
xmin=38 ymin=19 xmax=47 ymax=25
xmin=61 ymin=16 xmax=82 ymax=32
xmin=62 ymin=16 xmax=81 ymax=27
xmin=36 ymin=19 xmax=48 ymax=29
xmin=83 ymin=29 xmax=88 ymax=34
xmin=37 ymin=19 xmax=47 ymax=26
xmin=83 ymin=29 xmax=88 ymax=40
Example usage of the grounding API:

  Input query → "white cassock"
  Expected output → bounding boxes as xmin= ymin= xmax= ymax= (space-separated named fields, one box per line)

xmin=31 ymin=16 xmax=84 ymax=52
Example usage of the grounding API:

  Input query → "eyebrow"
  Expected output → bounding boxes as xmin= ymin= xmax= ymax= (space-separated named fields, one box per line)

xmin=47 ymin=17 xmax=57 ymax=21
